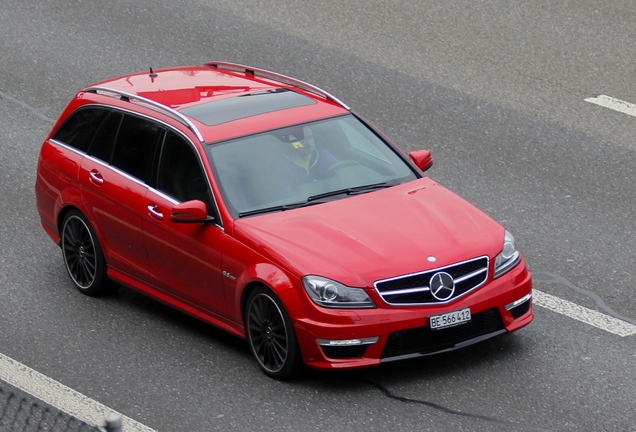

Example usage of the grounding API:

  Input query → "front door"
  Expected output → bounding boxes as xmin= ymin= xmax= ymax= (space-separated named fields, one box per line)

xmin=142 ymin=131 xmax=226 ymax=316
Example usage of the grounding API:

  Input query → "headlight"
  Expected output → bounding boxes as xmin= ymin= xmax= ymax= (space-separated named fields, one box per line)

xmin=302 ymin=276 xmax=376 ymax=309
xmin=494 ymin=230 xmax=521 ymax=278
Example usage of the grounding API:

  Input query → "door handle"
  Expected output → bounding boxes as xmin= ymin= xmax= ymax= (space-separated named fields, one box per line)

xmin=147 ymin=204 xmax=164 ymax=221
xmin=89 ymin=169 xmax=104 ymax=186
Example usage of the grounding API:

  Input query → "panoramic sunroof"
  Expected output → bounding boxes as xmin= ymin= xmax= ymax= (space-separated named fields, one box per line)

xmin=179 ymin=89 xmax=316 ymax=126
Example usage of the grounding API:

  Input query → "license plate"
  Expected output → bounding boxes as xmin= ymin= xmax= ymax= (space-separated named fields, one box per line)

xmin=429 ymin=308 xmax=471 ymax=330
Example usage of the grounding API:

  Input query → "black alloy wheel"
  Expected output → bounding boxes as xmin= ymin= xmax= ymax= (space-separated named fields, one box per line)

xmin=61 ymin=210 xmax=110 ymax=296
xmin=246 ymin=287 xmax=302 ymax=380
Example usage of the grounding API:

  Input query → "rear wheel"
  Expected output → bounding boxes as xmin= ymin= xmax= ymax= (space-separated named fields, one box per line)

xmin=245 ymin=287 xmax=302 ymax=380
xmin=61 ymin=210 xmax=111 ymax=296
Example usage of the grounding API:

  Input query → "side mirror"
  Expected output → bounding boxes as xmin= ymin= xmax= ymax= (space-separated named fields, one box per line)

xmin=170 ymin=200 xmax=214 ymax=224
xmin=409 ymin=150 xmax=433 ymax=172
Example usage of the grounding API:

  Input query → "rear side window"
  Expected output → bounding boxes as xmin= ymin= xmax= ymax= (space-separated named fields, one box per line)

xmin=52 ymin=107 xmax=109 ymax=152
xmin=111 ymin=115 xmax=163 ymax=182
xmin=89 ymin=111 xmax=122 ymax=162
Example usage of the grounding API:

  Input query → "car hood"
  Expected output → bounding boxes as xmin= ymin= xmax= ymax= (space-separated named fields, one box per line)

xmin=233 ymin=178 xmax=504 ymax=287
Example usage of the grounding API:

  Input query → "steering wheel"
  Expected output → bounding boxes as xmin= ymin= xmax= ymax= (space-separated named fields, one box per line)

xmin=325 ymin=160 xmax=360 ymax=176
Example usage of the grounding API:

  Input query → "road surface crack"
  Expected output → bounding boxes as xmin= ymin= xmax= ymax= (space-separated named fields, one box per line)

xmin=534 ymin=271 xmax=636 ymax=325
xmin=361 ymin=379 xmax=553 ymax=432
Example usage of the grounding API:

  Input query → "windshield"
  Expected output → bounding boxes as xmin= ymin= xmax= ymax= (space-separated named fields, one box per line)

xmin=206 ymin=114 xmax=419 ymax=218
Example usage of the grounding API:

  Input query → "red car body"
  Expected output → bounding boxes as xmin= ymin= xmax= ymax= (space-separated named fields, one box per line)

xmin=35 ymin=63 xmax=532 ymax=378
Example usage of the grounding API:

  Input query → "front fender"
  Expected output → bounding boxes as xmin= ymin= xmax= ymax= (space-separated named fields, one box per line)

xmin=223 ymin=235 xmax=301 ymax=323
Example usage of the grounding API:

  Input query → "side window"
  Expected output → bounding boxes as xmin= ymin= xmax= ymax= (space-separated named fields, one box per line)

xmin=89 ymin=111 xmax=122 ymax=162
xmin=157 ymin=131 xmax=213 ymax=211
xmin=111 ymin=115 xmax=163 ymax=182
xmin=52 ymin=107 xmax=110 ymax=152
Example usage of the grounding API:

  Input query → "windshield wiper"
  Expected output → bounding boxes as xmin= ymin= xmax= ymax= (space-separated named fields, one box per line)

xmin=238 ymin=200 xmax=324 ymax=217
xmin=239 ymin=183 xmax=394 ymax=217
xmin=307 ymin=182 xmax=391 ymax=201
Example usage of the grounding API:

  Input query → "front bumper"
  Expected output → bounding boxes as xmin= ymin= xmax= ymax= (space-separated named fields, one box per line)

xmin=289 ymin=259 xmax=533 ymax=370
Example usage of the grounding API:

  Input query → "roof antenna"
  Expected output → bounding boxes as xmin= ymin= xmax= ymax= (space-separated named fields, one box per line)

xmin=149 ymin=67 xmax=158 ymax=78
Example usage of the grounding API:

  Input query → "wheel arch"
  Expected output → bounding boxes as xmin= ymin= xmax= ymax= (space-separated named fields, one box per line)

xmin=49 ymin=184 xmax=84 ymax=244
xmin=240 ymin=281 xmax=266 ymax=327
xmin=242 ymin=279 xmax=304 ymax=379
xmin=57 ymin=205 xmax=113 ymax=295
xmin=237 ymin=263 xmax=302 ymax=335
xmin=56 ymin=205 xmax=80 ymax=236
xmin=57 ymin=205 xmax=109 ymax=267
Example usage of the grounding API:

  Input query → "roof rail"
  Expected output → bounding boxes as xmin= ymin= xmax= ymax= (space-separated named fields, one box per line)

xmin=205 ymin=61 xmax=351 ymax=111
xmin=82 ymin=86 xmax=205 ymax=143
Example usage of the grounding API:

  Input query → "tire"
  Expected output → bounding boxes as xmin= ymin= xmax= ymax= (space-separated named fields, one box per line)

xmin=61 ymin=210 xmax=111 ymax=296
xmin=245 ymin=287 xmax=302 ymax=380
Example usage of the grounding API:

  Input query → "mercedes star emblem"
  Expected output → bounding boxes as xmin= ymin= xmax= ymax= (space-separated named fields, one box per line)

xmin=429 ymin=272 xmax=455 ymax=301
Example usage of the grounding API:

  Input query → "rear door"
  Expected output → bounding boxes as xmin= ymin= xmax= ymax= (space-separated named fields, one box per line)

xmin=80 ymin=112 xmax=162 ymax=281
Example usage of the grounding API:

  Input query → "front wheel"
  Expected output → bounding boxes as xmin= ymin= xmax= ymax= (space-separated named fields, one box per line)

xmin=245 ymin=287 xmax=302 ymax=380
xmin=61 ymin=210 xmax=111 ymax=296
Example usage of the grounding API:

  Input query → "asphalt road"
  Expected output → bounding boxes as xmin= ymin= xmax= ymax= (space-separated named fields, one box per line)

xmin=1 ymin=1 xmax=635 ymax=431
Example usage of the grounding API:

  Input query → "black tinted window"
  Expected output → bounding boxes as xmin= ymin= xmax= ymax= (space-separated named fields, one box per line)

xmin=111 ymin=115 xmax=162 ymax=181
xmin=53 ymin=107 xmax=109 ymax=152
xmin=89 ymin=111 xmax=122 ymax=162
xmin=157 ymin=132 xmax=213 ymax=210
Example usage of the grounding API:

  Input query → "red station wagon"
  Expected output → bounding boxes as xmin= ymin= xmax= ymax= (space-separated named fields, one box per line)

xmin=35 ymin=62 xmax=533 ymax=379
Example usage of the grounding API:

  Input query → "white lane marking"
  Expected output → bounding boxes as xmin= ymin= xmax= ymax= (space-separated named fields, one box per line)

xmin=584 ymin=94 xmax=636 ymax=118
xmin=0 ymin=353 xmax=156 ymax=432
xmin=533 ymin=290 xmax=636 ymax=337
xmin=1 ymin=291 xmax=632 ymax=431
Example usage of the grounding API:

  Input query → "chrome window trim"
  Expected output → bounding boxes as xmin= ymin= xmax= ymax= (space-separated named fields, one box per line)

xmin=83 ymin=153 xmax=149 ymax=188
xmin=49 ymin=138 xmax=88 ymax=158
xmin=82 ymin=86 xmax=205 ymax=143
xmin=145 ymin=187 xmax=224 ymax=231
xmin=50 ymin=104 xmax=223 ymax=228
xmin=79 ymin=156 xmax=223 ymax=230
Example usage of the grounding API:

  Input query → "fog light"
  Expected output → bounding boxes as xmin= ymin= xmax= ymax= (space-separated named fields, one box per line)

xmin=316 ymin=337 xmax=379 ymax=347
xmin=505 ymin=293 xmax=532 ymax=311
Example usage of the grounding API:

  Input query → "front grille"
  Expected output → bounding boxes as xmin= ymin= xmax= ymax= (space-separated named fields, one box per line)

xmin=381 ymin=308 xmax=504 ymax=359
xmin=320 ymin=345 xmax=369 ymax=359
xmin=374 ymin=256 xmax=489 ymax=305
